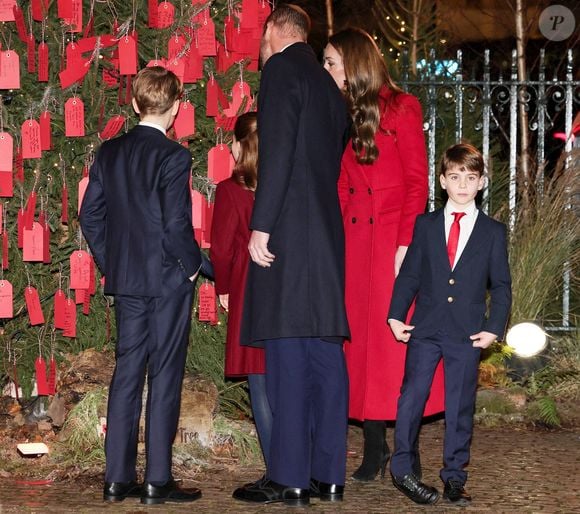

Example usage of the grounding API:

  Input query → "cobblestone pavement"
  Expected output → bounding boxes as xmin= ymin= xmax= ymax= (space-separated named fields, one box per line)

xmin=1 ymin=422 xmax=579 ymax=513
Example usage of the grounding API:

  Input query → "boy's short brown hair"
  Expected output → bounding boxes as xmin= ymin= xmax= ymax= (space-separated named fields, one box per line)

xmin=440 ymin=143 xmax=484 ymax=177
xmin=132 ymin=67 xmax=183 ymax=116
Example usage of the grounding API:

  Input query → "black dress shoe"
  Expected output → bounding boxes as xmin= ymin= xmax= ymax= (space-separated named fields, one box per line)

xmin=310 ymin=479 xmax=344 ymax=501
xmin=391 ymin=473 xmax=439 ymax=505
xmin=443 ymin=480 xmax=472 ymax=506
xmin=140 ymin=479 xmax=202 ymax=505
xmin=232 ymin=477 xmax=310 ymax=506
xmin=103 ymin=481 xmax=142 ymax=502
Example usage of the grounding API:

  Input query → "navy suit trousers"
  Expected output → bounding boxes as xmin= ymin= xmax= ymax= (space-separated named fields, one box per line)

xmin=265 ymin=338 xmax=348 ymax=489
xmin=104 ymin=279 xmax=195 ymax=484
xmin=390 ymin=332 xmax=481 ymax=484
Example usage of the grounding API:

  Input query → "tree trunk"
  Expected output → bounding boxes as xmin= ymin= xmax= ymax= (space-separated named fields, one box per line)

xmin=326 ymin=0 xmax=334 ymax=37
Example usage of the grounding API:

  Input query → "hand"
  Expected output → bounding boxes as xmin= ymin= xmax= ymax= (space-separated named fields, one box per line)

xmin=470 ymin=331 xmax=497 ymax=349
xmin=388 ymin=318 xmax=415 ymax=343
xmin=218 ymin=294 xmax=229 ymax=311
xmin=394 ymin=246 xmax=408 ymax=277
xmin=248 ymin=230 xmax=275 ymax=268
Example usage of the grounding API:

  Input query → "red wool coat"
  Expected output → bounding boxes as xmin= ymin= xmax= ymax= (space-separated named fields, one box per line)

xmin=210 ymin=178 xmax=265 ymax=377
xmin=339 ymin=89 xmax=445 ymax=421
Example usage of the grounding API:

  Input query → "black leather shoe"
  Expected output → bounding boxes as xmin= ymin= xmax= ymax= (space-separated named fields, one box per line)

xmin=233 ymin=477 xmax=310 ymax=506
xmin=443 ymin=480 xmax=472 ymax=506
xmin=310 ymin=479 xmax=344 ymax=501
xmin=391 ymin=473 xmax=439 ymax=505
xmin=140 ymin=479 xmax=202 ymax=505
xmin=103 ymin=481 xmax=142 ymax=502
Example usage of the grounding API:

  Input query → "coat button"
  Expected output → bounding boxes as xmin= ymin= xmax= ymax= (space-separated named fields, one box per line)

xmin=449 ymin=278 xmax=455 ymax=285
xmin=369 ymin=217 xmax=374 ymax=224
xmin=349 ymin=188 xmax=354 ymax=194
xmin=368 ymin=188 xmax=372 ymax=194
xmin=352 ymin=217 xmax=357 ymax=223
xmin=447 ymin=296 xmax=454 ymax=303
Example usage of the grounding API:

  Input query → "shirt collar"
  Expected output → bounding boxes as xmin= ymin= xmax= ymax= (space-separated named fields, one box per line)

xmin=139 ymin=121 xmax=166 ymax=135
xmin=444 ymin=200 xmax=477 ymax=217
xmin=279 ymin=42 xmax=299 ymax=53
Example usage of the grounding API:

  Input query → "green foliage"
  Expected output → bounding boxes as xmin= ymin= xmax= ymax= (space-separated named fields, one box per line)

xmin=525 ymin=396 xmax=561 ymax=428
xmin=212 ymin=414 xmax=262 ymax=464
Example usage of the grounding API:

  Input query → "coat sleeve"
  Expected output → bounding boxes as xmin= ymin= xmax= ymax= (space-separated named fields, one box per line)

xmin=388 ymin=215 xmax=425 ymax=321
xmin=250 ymin=55 xmax=301 ymax=234
xmin=337 ymin=160 xmax=349 ymax=216
xmin=394 ymin=95 xmax=428 ymax=247
xmin=79 ymin=156 xmax=107 ymax=274
xmin=210 ymin=182 xmax=237 ymax=295
xmin=159 ymin=147 xmax=202 ymax=278
xmin=483 ymin=222 xmax=512 ymax=339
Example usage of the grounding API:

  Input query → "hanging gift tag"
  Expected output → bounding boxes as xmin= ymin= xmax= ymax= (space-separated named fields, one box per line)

xmin=63 ymin=298 xmax=77 ymax=337
xmin=78 ymin=176 xmax=89 ymax=214
xmin=118 ymin=35 xmax=137 ymax=76
xmin=216 ymin=42 xmax=236 ymax=72
xmin=31 ymin=0 xmax=48 ymax=21
xmin=102 ymin=57 xmax=119 ymax=86
xmin=167 ymin=34 xmax=186 ymax=61
xmin=24 ymin=190 xmax=36 ymax=229
xmin=57 ymin=0 xmax=73 ymax=19
xmin=64 ymin=0 xmax=83 ymax=33
xmin=25 ymin=286 xmax=45 ymax=325
xmin=0 ymin=50 xmax=20 ymax=89
xmin=182 ymin=44 xmax=202 ymax=83
xmin=99 ymin=115 xmax=125 ymax=140
xmin=39 ymin=111 xmax=52 ymax=151
xmin=14 ymin=146 xmax=23 ymax=182
xmin=47 ymin=356 xmax=57 ymax=395
xmin=54 ymin=288 xmax=67 ymax=329
xmin=2 ymin=231 xmax=9 ymax=269
xmin=191 ymin=189 xmax=203 ymax=229
xmin=198 ymin=282 xmax=217 ymax=322
xmin=195 ymin=12 xmax=216 ymax=56
xmin=0 ymin=132 xmax=13 ymax=171
xmin=166 ymin=57 xmax=185 ymax=83
xmin=82 ymin=288 xmax=91 ymax=314
xmin=224 ymin=80 xmax=252 ymax=117
xmin=0 ymin=280 xmax=13 ymax=318
xmin=43 ymin=222 xmax=50 ymax=263
xmin=17 ymin=208 xmax=24 ymax=248
xmin=205 ymin=79 xmax=219 ymax=117
xmin=12 ymin=6 xmax=27 ymax=41
xmin=21 ymin=119 xmax=41 ymax=158
xmin=257 ymin=0 xmax=271 ymax=26
xmin=61 ymin=185 xmax=69 ymax=222
xmin=23 ymin=222 xmax=44 ymax=261
xmin=70 ymin=249 xmax=91 ymax=289
xmin=35 ymin=356 xmax=50 ymax=395
xmin=201 ymin=199 xmax=213 ymax=248
xmin=27 ymin=33 xmax=36 ymax=73
xmin=173 ymin=101 xmax=195 ymax=139
xmin=148 ymin=0 xmax=158 ymax=28
xmin=65 ymin=98 xmax=85 ymax=137
xmin=0 ymin=172 xmax=13 ymax=197
xmin=0 ymin=0 xmax=16 ymax=21
xmin=223 ymin=15 xmax=236 ymax=52
xmin=208 ymin=144 xmax=234 ymax=183
xmin=157 ymin=1 xmax=175 ymax=28
xmin=37 ymin=42 xmax=49 ymax=81
xmin=58 ymin=57 xmax=90 ymax=89
xmin=241 ymin=0 xmax=259 ymax=29
xmin=75 ymin=288 xmax=85 ymax=304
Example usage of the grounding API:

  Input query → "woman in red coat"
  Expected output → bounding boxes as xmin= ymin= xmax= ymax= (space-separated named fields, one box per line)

xmin=324 ymin=28 xmax=445 ymax=481
xmin=210 ymin=113 xmax=271 ymax=468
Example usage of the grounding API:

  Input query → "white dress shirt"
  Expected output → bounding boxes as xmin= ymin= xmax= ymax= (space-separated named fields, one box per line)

xmin=444 ymin=201 xmax=479 ymax=270
xmin=139 ymin=121 xmax=166 ymax=135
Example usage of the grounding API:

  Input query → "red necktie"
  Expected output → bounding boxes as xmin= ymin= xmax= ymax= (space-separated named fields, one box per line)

xmin=447 ymin=211 xmax=466 ymax=268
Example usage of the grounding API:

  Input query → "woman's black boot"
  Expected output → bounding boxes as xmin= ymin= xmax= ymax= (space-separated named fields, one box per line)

xmin=352 ymin=420 xmax=390 ymax=481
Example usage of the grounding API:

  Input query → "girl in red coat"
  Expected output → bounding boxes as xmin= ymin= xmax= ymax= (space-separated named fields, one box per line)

xmin=210 ymin=113 xmax=272 ymax=468
xmin=324 ymin=28 xmax=445 ymax=481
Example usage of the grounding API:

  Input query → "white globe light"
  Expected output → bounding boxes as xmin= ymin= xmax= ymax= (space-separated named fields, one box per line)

xmin=506 ymin=322 xmax=547 ymax=358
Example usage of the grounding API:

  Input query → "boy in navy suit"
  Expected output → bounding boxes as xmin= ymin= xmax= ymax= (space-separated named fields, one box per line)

xmin=387 ymin=143 xmax=512 ymax=506
xmin=80 ymin=67 xmax=203 ymax=505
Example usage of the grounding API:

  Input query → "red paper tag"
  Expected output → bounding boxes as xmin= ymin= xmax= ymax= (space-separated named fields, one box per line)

xmin=31 ymin=0 xmax=48 ymax=21
xmin=78 ymin=176 xmax=89 ymax=214
xmin=27 ymin=33 xmax=36 ymax=73
xmin=37 ymin=42 xmax=49 ymax=81
xmin=201 ymin=199 xmax=214 ymax=248
xmin=118 ymin=36 xmax=137 ymax=76
xmin=88 ymin=255 xmax=96 ymax=295
xmin=57 ymin=0 xmax=73 ymax=18
xmin=0 ymin=0 xmax=16 ymax=21
xmin=54 ymin=289 xmax=67 ymax=329
xmin=168 ymin=34 xmax=186 ymax=61
xmin=14 ymin=146 xmax=23 ymax=182
xmin=0 ymin=132 xmax=13 ymax=171
xmin=39 ymin=111 xmax=52 ymax=151
xmin=65 ymin=98 xmax=85 ymax=137
xmin=216 ymin=42 xmax=236 ymax=72
xmin=157 ymin=1 xmax=175 ymax=28
xmin=0 ymin=280 xmax=12 ymax=318
xmin=2 ymin=231 xmax=9 ymax=269
xmin=70 ymin=250 xmax=91 ymax=289
xmin=25 ymin=286 xmax=45 ymax=325
xmin=191 ymin=189 xmax=203 ymax=229
xmin=195 ymin=11 xmax=217 ymax=56
xmin=21 ymin=120 xmax=41 ymax=159
xmin=0 ymin=171 xmax=13 ymax=197
xmin=12 ymin=6 xmax=27 ymax=41
xmin=208 ymin=144 xmax=234 ymax=183
xmin=23 ymin=222 xmax=44 ymax=261
xmin=43 ymin=222 xmax=50 ymax=263
xmin=82 ymin=288 xmax=91 ymax=314
xmin=64 ymin=0 xmax=82 ymax=32
xmin=17 ymin=208 xmax=24 ymax=248
xmin=66 ymin=41 xmax=82 ymax=68
xmin=198 ymin=282 xmax=217 ymax=323
xmin=173 ymin=101 xmax=195 ymax=139
xmin=75 ymin=288 xmax=85 ymax=304
xmin=148 ymin=0 xmax=159 ymax=28
xmin=63 ymin=298 xmax=77 ymax=337
xmin=166 ymin=57 xmax=185 ymax=82
xmin=0 ymin=50 xmax=20 ymax=89
xmin=223 ymin=15 xmax=236 ymax=52
xmin=241 ymin=0 xmax=259 ymax=29
xmin=99 ymin=115 xmax=125 ymax=140
xmin=48 ymin=356 xmax=57 ymax=394
xmin=61 ymin=185 xmax=69 ymax=223
xmin=224 ymin=80 xmax=252 ymax=117
xmin=58 ymin=58 xmax=90 ymax=89
xmin=24 ymin=191 xmax=37 ymax=229
xmin=35 ymin=356 xmax=50 ymax=395
xmin=102 ymin=58 xmax=119 ymax=86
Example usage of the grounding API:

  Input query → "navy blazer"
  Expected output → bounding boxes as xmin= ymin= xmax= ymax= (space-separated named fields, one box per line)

xmin=388 ymin=208 xmax=512 ymax=340
xmin=80 ymin=125 xmax=202 ymax=296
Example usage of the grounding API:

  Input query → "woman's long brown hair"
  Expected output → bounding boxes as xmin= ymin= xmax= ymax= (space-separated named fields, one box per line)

xmin=232 ymin=112 xmax=258 ymax=190
xmin=328 ymin=28 xmax=402 ymax=165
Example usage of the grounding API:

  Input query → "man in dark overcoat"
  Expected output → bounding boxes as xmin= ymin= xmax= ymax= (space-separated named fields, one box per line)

xmin=233 ymin=4 xmax=351 ymax=507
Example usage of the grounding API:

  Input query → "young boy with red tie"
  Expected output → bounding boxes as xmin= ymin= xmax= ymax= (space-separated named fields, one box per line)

xmin=387 ymin=143 xmax=512 ymax=506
